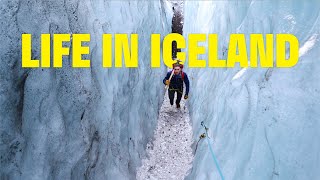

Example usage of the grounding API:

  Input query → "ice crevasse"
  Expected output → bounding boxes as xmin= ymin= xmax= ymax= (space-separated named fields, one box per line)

xmin=0 ymin=0 xmax=320 ymax=180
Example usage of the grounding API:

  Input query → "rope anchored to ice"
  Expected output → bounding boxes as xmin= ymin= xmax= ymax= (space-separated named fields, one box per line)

xmin=196 ymin=121 xmax=225 ymax=180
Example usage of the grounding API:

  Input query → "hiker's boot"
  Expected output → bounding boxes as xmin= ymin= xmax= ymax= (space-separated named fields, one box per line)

xmin=176 ymin=103 xmax=180 ymax=108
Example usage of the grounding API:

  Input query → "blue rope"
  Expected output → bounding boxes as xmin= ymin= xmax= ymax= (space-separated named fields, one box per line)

xmin=205 ymin=134 xmax=225 ymax=180
xmin=201 ymin=121 xmax=225 ymax=180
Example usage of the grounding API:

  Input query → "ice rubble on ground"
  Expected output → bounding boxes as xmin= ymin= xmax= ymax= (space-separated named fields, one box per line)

xmin=136 ymin=91 xmax=193 ymax=180
xmin=183 ymin=1 xmax=320 ymax=180
xmin=0 ymin=0 xmax=172 ymax=179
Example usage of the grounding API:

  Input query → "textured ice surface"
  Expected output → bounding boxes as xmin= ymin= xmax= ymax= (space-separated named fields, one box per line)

xmin=183 ymin=1 xmax=320 ymax=180
xmin=0 ymin=0 xmax=172 ymax=179
xmin=136 ymin=90 xmax=193 ymax=180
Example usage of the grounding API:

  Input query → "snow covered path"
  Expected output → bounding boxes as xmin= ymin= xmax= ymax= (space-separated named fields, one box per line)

xmin=136 ymin=91 xmax=194 ymax=180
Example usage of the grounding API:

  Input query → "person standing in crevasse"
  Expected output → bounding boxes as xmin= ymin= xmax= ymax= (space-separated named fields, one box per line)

xmin=163 ymin=61 xmax=189 ymax=108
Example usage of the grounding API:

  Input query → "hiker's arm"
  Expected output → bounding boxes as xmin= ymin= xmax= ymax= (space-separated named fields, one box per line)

xmin=163 ymin=71 xmax=171 ymax=85
xmin=184 ymin=73 xmax=190 ymax=95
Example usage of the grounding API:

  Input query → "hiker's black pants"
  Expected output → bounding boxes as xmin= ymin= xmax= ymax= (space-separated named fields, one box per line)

xmin=168 ymin=88 xmax=182 ymax=105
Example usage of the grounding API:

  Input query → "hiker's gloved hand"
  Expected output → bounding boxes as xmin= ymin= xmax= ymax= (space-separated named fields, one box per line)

xmin=165 ymin=80 xmax=170 ymax=86
xmin=184 ymin=95 xmax=188 ymax=99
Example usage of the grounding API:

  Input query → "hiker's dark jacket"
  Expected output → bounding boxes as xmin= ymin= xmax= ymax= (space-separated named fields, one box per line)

xmin=163 ymin=71 xmax=190 ymax=95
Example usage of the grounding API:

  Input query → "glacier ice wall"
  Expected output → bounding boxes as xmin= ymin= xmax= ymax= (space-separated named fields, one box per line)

xmin=183 ymin=1 xmax=320 ymax=180
xmin=0 ymin=0 xmax=172 ymax=179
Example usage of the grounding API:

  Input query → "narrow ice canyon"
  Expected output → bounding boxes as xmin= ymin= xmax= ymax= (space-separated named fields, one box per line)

xmin=1 ymin=0 xmax=320 ymax=180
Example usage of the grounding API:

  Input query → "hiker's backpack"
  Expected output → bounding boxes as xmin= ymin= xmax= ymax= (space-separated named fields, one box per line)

xmin=181 ymin=71 xmax=185 ymax=81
